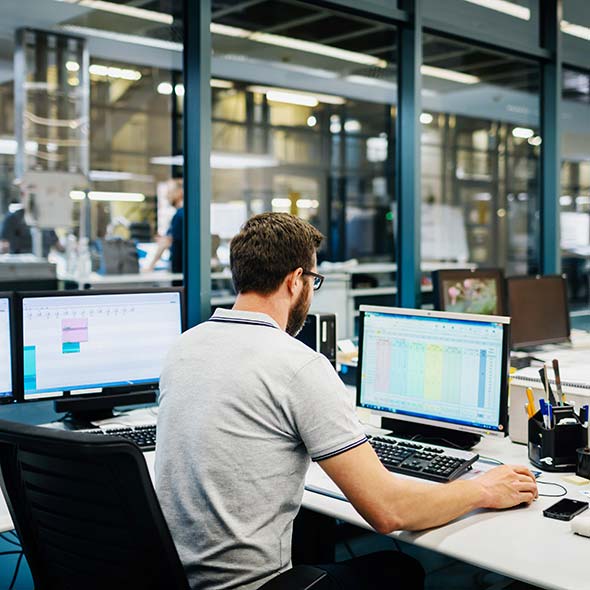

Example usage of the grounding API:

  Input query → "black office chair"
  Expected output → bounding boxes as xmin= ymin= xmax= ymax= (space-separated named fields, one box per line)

xmin=0 ymin=420 xmax=327 ymax=590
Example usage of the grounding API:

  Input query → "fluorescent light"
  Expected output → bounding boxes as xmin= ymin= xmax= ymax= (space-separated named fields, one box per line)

xmin=88 ymin=191 xmax=146 ymax=202
xmin=421 ymin=65 xmax=480 ymax=84
xmin=576 ymin=196 xmax=590 ymax=205
xmin=150 ymin=152 xmax=279 ymax=169
xmin=210 ymin=23 xmax=250 ymax=38
xmin=69 ymin=190 xmax=86 ymax=200
xmin=344 ymin=120 xmax=361 ymax=133
xmin=528 ymin=135 xmax=542 ymax=146
xmin=61 ymin=25 xmax=183 ymax=52
xmin=420 ymin=113 xmax=434 ymax=124
xmin=157 ymin=82 xmax=173 ymax=95
xmin=89 ymin=170 xmax=154 ymax=182
xmin=266 ymin=90 xmax=318 ymax=107
xmin=89 ymin=64 xmax=141 ymax=81
xmin=175 ymin=84 xmax=185 ymax=97
xmin=271 ymin=198 xmax=292 ymax=208
xmin=0 ymin=139 xmax=39 ymax=155
xmin=211 ymin=79 xmax=234 ymax=89
xmin=56 ymin=0 xmax=173 ymax=24
xmin=211 ymin=22 xmax=387 ymax=69
xmin=463 ymin=0 xmax=530 ymax=20
xmin=248 ymin=85 xmax=345 ymax=105
xmin=296 ymin=199 xmax=319 ymax=209
xmin=561 ymin=21 xmax=590 ymax=41
xmin=512 ymin=127 xmax=534 ymax=139
xmin=66 ymin=61 xmax=80 ymax=72
xmin=307 ymin=116 xmax=317 ymax=127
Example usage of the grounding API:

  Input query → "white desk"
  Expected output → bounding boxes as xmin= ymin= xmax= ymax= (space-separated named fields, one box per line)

xmin=1 ymin=419 xmax=589 ymax=589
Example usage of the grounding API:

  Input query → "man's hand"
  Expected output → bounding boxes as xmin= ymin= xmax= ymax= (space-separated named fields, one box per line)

xmin=475 ymin=464 xmax=538 ymax=509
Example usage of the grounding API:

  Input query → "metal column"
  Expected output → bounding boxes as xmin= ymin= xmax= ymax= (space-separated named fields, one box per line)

xmin=183 ymin=0 xmax=212 ymax=327
xmin=540 ymin=0 xmax=562 ymax=275
xmin=396 ymin=0 xmax=422 ymax=307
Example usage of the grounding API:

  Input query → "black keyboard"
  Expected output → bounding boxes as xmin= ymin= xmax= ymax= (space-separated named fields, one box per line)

xmin=81 ymin=424 xmax=157 ymax=451
xmin=370 ymin=435 xmax=479 ymax=483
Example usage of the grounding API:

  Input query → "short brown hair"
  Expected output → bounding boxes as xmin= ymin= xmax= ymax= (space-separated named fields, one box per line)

xmin=230 ymin=212 xmax=323 ymax=295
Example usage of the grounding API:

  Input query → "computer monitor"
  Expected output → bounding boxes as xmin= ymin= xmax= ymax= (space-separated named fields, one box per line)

xmin=0 ymin=293 xmax=14 ymax=403
xmin=432 ymin=268 xmax=506 ymax=316
xmin=17 ymin=289 xmax=184 ymax=421
xmin=507 ymin=275 xmax=570 ymax=349
xmin=357 ymin=305 xmax=510 ymax=448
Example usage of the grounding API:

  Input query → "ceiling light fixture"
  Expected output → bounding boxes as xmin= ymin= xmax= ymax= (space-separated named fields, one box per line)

xmin=266 ymin=90 xmax=318 ymax=107
xmin=512 ymin=127 xmax=534 ymax=139
xmin=88 ymin=191 xmax=146 ymax=202
xmin=150 ymin=152 xmax=279 ymax=169
xmin=66 ymin=61 xmax=80 ymax=72
xmin=211 ymin=79 xmax=234 ymax=89
xmin=210 ymin=22 xmax=387 ymax=68
xmin=421 ymin=65 xmax=480 ymax=84
xmin=157 ymin=82 xmax=173 ymax=95
xmin=89 ymin=64 xmax=141 ymax=81
xmin=56 ymin=0 xmax=173 ymax=24
xmin=248 ymin=85 xmax=345 ymax=105
xmin=463 ymin=0 xmax=530 ymax=20
xmin=420 ymin=113 xmax=434 ymax=124
xmin=61 ymin=26 xmax=182 ymax=52
xmin=561 ymin=21 xmax=590 ymax=41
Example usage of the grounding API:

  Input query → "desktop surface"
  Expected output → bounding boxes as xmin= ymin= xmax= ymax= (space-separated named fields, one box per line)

xmin=0 ymin=296 xmax=13 ymax=401
xmin=357 ymin=306 xmax=509 ymax=443
xmin=20 ymin=290 xmax=183 ymax=400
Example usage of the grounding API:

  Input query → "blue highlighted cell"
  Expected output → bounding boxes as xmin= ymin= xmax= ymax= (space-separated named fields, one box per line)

xmin=23 ymin=345 xmax=37 ymax=392
xmin=62 ymin=341 xmax=81 ymax=354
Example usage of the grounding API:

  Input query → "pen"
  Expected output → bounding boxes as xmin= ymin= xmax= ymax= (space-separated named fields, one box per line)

xmin=548 ymin=404 xmax=554 ymax=429
xmin=553 ymin=359 xmax=566 ymax=405
xmin=539 ymin=398 xmax=549 ymax=429
xmin=539 ymin=367 xmax=557 ymax=406
xmin=526 ymin=387 xmax=535 ymax=418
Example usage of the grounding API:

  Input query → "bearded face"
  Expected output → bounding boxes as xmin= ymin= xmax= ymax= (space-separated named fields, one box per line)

xmin=286 ymin=278 xmax=312 ymax=337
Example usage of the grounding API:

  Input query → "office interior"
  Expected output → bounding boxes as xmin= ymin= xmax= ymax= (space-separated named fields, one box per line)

xmin=0 ymin=0 xmax=589 ymax=589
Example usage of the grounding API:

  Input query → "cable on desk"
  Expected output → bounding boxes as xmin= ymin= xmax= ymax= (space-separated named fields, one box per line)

xmin=537 ymin=481 xmax=568 ymax=498
xmin=477 ymin=456 xmax=504 ymax=465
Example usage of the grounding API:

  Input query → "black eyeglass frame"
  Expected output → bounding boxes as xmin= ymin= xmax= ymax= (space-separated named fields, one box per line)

xmin=302 ymin=270 xmax=325 ymax=291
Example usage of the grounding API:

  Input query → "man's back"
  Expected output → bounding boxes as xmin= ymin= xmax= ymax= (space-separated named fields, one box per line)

xmin=155 ymin=308 xmax=365 ymax=590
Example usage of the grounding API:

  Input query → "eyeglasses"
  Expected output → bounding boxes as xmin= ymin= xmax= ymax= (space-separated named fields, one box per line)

xmin=302 ymin=270 xmax=325 ymax=291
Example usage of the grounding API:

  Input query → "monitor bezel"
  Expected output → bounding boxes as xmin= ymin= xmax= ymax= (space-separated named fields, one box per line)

xmin=356 ymin=305 xmax=511 ymax=439
xmin=432 ymin=267 xmax=507 ymax=316
xmin=0 ymin=292 xmax=16 ymax=404
xmin=507 ymin=274 xmax=571 ymax=349
xmin=14 ymin=287 xmax=185 ymax=404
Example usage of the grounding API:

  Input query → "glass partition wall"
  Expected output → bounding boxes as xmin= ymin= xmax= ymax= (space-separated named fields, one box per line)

xmin=420 ymin=33 xmax=541 ymax=299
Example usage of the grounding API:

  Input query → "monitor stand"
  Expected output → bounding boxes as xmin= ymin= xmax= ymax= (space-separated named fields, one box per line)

xmin=381 ymin=417 xmax=481 ymax=451
xmin=54 ymin=390 xmax=156 ymax=429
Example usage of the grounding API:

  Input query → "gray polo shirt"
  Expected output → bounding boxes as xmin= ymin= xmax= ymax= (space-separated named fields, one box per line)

xmin=155 ymin=308 xmax=367 ymax=590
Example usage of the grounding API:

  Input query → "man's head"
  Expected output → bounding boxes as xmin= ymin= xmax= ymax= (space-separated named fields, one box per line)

xmin=230 ymin=213 xmax=324 ymax=336
xmin=167 ymin=178 xmax=184 ymax=208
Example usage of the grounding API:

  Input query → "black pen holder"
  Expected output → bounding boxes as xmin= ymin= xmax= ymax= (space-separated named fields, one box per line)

xmin=528 ymin=405 xmax=587 ymax=472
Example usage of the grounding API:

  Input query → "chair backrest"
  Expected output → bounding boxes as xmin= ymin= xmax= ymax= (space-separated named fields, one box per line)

xmin=0 ymin=419 xmax=189 ymax=590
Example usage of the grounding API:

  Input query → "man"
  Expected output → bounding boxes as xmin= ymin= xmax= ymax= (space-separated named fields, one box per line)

xmin=155 ymin=213 xmax=537 ymax=590
xmin=0 ymin=203 xmax=61 ymax=257
xmin=147 ymin=178 xmax=183 ymax=273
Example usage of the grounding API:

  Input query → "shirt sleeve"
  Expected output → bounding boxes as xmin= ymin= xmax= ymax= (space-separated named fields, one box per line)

xmin=281 ymin=354 xmax=368 ymax=461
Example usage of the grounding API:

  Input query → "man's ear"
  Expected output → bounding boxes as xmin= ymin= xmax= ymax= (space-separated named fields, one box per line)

xmin=285 ymin=267 xmax=303 ymax=296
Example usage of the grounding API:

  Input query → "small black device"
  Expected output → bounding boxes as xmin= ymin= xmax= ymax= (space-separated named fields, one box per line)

xmin=543 ymin=498 xmax=589 ymax=521
xmin=296 ymin=313 xmax=336 ymax=369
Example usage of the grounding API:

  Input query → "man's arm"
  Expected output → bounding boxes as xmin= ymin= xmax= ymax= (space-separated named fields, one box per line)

xmin=319 ymin=442 xmax=537 ymax=534
xmin=146 ymin=235 xmax=173 ymax=271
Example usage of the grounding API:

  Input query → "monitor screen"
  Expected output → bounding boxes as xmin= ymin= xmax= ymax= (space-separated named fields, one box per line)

xmin=507 ymin=275 xmax=570 ymax=348
xmin=433 ymin=269 xmax=506 ymax=316
xmin=357 ymin=306 xmax=509 ymax=437
xmin=21 ymin=290 xmax=183 ymax=400
xmin=0 ymin=296 xmax=13 ymax=400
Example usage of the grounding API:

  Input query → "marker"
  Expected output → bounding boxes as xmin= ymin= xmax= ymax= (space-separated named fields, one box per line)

xmin=539 ymin=367 xmax=557 ymax=406
xmin=539 ymin=398 xmax=549 ymax=429
xmin=526 ymin=387 xmax=535 ymax=418
xmin=548 ymin=404 xmax=554 ymax=429
xmin=552 ymin=359 xmax=566 ymax=405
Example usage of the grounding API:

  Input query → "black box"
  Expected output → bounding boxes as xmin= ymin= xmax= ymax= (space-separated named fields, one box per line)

xmin=296 ymin=313 xmax=336 ymax=369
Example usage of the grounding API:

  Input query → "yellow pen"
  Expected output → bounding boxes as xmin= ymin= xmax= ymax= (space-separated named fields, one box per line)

xmin=526 ymin=387 xmax=535 ymax=418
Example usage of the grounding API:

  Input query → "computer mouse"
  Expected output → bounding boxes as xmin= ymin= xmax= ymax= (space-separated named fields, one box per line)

xmin=571 ymin=515 xmax=590 ymax=538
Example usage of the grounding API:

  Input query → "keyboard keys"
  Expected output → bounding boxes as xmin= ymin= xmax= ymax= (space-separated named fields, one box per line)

xmin=80 ymin=425 xmax=157 ymax=451
xmin=369 ymin=435 xmax=478 ymax=483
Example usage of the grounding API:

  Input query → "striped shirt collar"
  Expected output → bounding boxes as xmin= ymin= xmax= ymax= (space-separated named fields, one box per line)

xmin=210 ymin=308 xmax=281 ymax=330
